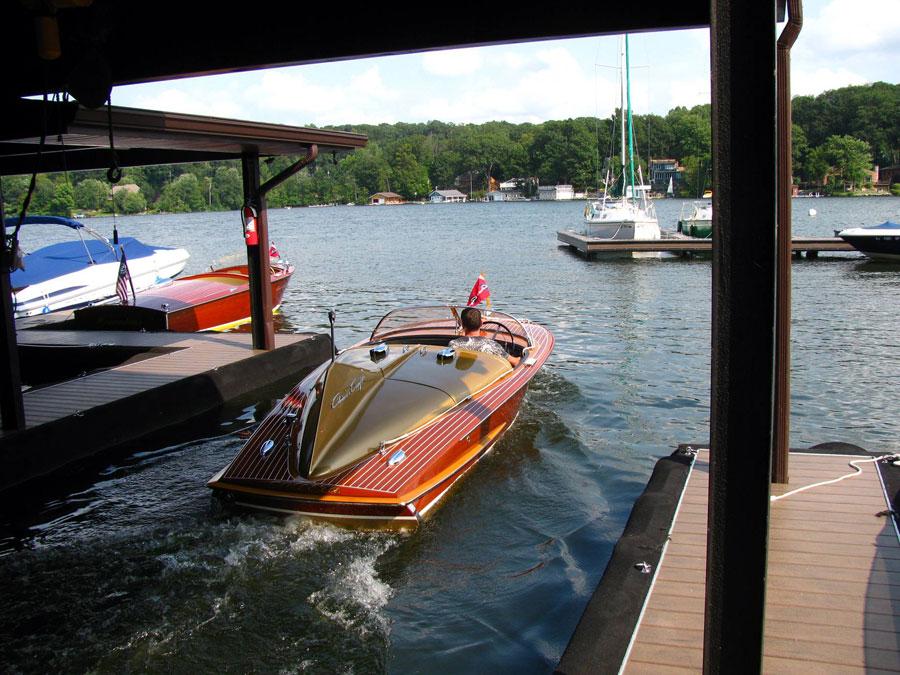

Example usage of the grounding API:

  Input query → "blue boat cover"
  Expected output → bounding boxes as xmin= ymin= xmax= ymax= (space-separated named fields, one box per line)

xmin=11 ymin=237 xmax=167 ymax=287
xmin=867 ymin=221 xmax=899 ymax=230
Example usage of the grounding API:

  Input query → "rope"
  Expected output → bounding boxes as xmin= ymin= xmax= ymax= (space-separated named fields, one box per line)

xmin=770 ymin=454 xmax=899 ymax=502
xmin=106 ymin=96 xmax=122 ymax=185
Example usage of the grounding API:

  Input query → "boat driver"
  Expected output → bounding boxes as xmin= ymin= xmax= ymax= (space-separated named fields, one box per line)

xmin=449 ymin=307 xmax=520 ymax=367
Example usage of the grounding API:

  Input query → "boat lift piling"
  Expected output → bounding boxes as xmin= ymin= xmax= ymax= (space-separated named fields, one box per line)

xmin=241 ymin=145 xmax=319 ymax=351
xmin=0 ymin=204 xmax=26 ymax=431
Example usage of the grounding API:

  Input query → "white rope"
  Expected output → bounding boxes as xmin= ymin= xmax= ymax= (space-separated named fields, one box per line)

xmin=770 ymin=454 xmax=899 ymax=502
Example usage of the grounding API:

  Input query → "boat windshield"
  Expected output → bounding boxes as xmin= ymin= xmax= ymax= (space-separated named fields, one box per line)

xmin=370 ymin=305 xmax=531 ymax=347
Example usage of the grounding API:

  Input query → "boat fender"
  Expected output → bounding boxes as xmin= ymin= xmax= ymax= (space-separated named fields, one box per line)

xmin=437 ymin=347 xmax=455 ymax=363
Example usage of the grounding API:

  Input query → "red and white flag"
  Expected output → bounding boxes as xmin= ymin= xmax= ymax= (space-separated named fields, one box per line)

xmin=116 ymin=248 xmax=134 ymax=305
xmin=269 ymin=242 xmax=281 ymax=260
xmin=466 ymin=273 xmax=491 ymax=308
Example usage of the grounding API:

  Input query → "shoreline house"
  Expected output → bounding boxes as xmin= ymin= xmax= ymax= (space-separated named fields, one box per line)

xmin=429 ymin=189 xmax=467 ymax=203
xmin=649 ymin=159 xmax=683 ymax=194
xmin=537 ymin=184 xmax=574 ymax=200
xmin=370 ymin=192 xmax=404 ymax=205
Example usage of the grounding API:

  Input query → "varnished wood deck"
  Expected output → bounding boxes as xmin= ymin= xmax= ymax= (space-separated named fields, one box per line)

xmin=624 ymin=450 xmax=900 ymax=673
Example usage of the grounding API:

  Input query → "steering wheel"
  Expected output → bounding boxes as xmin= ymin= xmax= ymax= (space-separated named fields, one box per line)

xmin=481 ymin=320 xmax=516 ymax=349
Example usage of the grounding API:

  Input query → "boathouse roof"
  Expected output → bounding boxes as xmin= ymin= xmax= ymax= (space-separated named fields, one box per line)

xmin=0 ymin=98 xmax=367 ymax=177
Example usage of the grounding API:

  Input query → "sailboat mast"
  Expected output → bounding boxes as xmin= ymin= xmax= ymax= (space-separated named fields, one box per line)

xmin=619 ymin=36 xmax=626 ymax=198
xmin=626 ymin=34 xmax=636 ymax=204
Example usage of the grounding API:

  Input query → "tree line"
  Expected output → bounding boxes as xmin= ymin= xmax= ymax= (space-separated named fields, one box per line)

xmin=2 ymin=82 xmax=896 ymax=217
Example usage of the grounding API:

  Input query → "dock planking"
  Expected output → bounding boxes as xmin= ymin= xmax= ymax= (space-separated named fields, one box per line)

xmin=623 ymin=450 xmax=900 ymax=674
xmin=556 ymin=446 xmax=900 ymax=674
xmin=0 ymin=329 xmax=331 ymax=491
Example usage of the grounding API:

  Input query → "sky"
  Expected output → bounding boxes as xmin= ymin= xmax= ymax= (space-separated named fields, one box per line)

xmin=111 ymin=0 xmax=898 ymax=128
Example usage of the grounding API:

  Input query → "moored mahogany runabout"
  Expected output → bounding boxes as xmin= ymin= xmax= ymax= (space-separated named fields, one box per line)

xmin=208 ymin=305 xmax=554 ymax=528
xmin=72 ymin=262 xmax=293 ymax=332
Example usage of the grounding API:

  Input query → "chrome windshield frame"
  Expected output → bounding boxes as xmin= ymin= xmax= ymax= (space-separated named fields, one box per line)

xmin=370 ymin=304 xmax=532 ymax=348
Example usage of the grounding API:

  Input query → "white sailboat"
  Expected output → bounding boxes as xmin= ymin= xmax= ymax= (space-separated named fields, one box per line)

xmin=583 ymin=35 xmax=660 ymax=243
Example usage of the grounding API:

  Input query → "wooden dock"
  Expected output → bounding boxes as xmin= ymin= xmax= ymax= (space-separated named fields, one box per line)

xmin=0 ymin=329 xmax=331 ymax=492
xmin=557 ymin=447 xmax=900 ymax=673
xmin=557 ymin=230 xmax=854 ymax=257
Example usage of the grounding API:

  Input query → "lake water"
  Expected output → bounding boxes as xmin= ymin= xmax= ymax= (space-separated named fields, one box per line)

xmin=3 ymin=197 xmax=899 ymax=672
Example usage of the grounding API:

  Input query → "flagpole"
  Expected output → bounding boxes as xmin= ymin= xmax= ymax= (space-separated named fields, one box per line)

xmin=120 ymin=246 xmax=136 ymax=305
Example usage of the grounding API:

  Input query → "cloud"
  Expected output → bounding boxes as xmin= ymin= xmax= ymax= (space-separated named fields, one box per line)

xmin=409 ymin=46 xmax=611 ymax=124
xmin=421 ymin=47 xmax=484 ymax=76
xmin=791 ymin=66 xmax=870 ymax=97
xmin=805 ymin=0 xmax=900 ymax=52
xmin=244 ymin=66 xmax=402 ymax=125
xmin=122 ymin=83 xmax=245 ymax=120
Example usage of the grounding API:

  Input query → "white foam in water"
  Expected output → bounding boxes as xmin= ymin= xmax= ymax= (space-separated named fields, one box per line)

xmin=287 ymin=519 xmax=354 ymax=552
xmin=307 ymin=538 xmax=397 ymax=638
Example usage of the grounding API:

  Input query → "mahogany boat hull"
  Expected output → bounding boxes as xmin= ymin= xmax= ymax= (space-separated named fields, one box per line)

xmin=72 ymin=264 xmax=292 ymax=332
xmin=209 ymin=310 xmax=553 ymax=529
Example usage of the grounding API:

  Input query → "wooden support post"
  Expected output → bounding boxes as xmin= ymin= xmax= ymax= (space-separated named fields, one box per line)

xmin=774 ymin=0 xmax=803 ymax=485
xmin=239 ymin=145 xmax=318 ymax=351
xmin=1 ymin=196 xmax=26 ymax=430
xmin=1 ymin=224 xmax=26 ymax=431
xmin=241 ymin=152 xmax=275 ymax=351
xmin=706 ymin=0 xmax=777 ymax=671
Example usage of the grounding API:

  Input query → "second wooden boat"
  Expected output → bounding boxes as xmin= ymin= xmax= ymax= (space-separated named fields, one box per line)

xmin=70 ymin=262 xmax=293 ymax=332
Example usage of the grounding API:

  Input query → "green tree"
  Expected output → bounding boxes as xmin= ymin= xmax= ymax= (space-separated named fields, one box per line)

xmin=74 ymin=178 xmax=109 ymax=211
xmin=212 ymin=166 xmax=243 ymax=210
xmin=791 ymin=123 xmax=809 ymax=184
xmin=818 ymin=134 xmax=872 ymax=190
xmin=115 ymin=189 xmax=147 ymax=214
xmin=47 ymin=182 xmax=75 ymax=216
xmin=390 ymin=142 xmax=430 ymax=200
xmin=1 ymin=175 xmax=32 ymax=217
xmin=156 ymin=173 xmax=205 ymax=212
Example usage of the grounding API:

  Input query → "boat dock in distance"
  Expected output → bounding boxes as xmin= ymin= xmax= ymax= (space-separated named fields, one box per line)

xmin=557 ymin=230 xmax=854 ymax=258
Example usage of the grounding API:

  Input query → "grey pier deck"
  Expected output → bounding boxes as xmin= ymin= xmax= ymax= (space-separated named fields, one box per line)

xmin=557 ymin=230 xmax=854 ymax=257
xmin=0 ymin=329 xmax=331 ymax=492
xmin=558 ymin=447 xmax=900 ymax=674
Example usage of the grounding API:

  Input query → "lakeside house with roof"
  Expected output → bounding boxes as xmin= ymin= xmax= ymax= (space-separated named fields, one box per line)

xmin=370 ymin=192 xmax=404 ymax=205
xmin=429 ymin=189 xmax=467 ymax=203
xmin=537 ymin=184 xmax=574 ymax=200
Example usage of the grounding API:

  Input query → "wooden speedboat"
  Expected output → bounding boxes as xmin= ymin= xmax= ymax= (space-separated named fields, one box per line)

xmin=70 ymin=262 xmax=293 ymax=332
xmin=208 ymin=305 xmax=554 ymax=528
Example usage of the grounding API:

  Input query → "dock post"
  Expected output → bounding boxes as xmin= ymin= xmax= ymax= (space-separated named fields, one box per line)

xmin=707 ymin=0 xmax=777 ymax=671
xmin=241 ymin=152 xmax=275 ymax=351
xmin=1 ymin=212 xmax=26 ymax=430
xmin=774 ymin=0 xmax=803 ymax=485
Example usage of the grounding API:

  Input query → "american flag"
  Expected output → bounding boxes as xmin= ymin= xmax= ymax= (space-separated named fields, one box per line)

xmin=116 ymin=248 xmax=133 ymax=305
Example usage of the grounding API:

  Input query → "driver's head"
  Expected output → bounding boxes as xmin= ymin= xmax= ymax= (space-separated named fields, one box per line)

xmin=460 ymin=307 xmax=482 ymax=332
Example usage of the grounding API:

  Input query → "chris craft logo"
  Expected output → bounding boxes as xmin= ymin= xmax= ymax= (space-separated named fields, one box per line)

xmin=331 ymin=375 xmax=365 ymax=409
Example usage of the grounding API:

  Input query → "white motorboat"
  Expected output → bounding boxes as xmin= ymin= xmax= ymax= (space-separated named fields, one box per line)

xmin=7 ymin=215 xmax=189 ymax=317
xmin=837 ymin=221 xmax=900 ymax=262
xmin=677 ymin=200 xmax=713 ymax=238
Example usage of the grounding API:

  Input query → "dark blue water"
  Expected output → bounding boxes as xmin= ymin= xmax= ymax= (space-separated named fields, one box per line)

xmin=3 ymin=197 xmax=899 ymax=672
